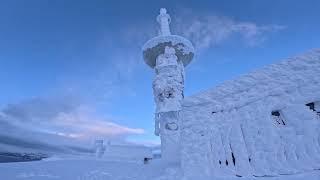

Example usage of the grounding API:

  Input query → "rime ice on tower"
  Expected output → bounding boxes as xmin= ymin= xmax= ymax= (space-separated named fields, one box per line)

xmin=142 ymin=8 xmax=194 ymax=163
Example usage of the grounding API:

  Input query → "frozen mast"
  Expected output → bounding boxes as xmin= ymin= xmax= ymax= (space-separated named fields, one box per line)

xmin=142 ymin=8 xmax=194 ymax=163
xmin=157 ymin=8 xmax=171 ymax=36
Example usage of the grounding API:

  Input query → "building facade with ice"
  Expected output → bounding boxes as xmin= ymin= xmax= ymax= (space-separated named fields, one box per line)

xmin=143 ymin=8 xmax=320 ymax=179
xmin=181 ymin=49 xmax=320 ymax=178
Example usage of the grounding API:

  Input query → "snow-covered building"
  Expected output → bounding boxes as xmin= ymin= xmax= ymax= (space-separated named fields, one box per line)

xmin=143 ymin=8 xmax=320 ymax=179
xmin=181 ymin=49 xmax=320 ymax=178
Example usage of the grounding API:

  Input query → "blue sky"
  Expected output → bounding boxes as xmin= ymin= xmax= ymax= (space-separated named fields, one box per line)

xmin=0 ymin=0 xmax=319 ymax=146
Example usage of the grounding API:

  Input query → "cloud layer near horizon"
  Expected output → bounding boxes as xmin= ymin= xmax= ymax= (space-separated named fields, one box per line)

xmin=0 ymin=96 xmax=144 ymax=148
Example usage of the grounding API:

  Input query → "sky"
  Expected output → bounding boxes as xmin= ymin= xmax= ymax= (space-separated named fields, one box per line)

xmin=0 ymin=0 xmax=319 ymax=148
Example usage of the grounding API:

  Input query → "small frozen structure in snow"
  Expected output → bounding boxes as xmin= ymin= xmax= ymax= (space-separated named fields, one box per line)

xmin=142 ymin=8 xmax=320 ymax=180
xmin=142 ymin=8 xmax=194 ymax=164
xmin=94 ymin=140 xmax=106 ymax=158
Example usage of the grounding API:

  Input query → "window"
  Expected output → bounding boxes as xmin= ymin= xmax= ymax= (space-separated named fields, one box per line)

xmin=306 ymin=102 xmax=320 ymax=118
xmin=306 ymin=102 xmax=315 ymax=111
xmin=272 ymin=110 xmax=286 ymax=125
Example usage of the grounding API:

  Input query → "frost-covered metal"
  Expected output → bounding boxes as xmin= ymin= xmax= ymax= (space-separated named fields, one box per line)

xmin=142 ymin=8 xmax=194 ymax=163
xmin=142 ymin=8 xmax=194 ymax=69
xmin=157 ymin=8 xmax=171 ymax=36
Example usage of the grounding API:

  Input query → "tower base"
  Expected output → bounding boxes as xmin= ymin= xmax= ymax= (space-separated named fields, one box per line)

xmin=158 ymin=111 xmax=181 ymax=164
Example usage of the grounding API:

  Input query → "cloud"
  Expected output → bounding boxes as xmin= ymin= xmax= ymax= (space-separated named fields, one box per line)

xmin=118 ymin=9 xmax=286 ymax=54
xmin=0 ymin=96 xmax=145 ymax=148
xmin=50 ymin=107 xmax=144 ymax=140
xmin=172 ymin=10 xmax=286 ymax=51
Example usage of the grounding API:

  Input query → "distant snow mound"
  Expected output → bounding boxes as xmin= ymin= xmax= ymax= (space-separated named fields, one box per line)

xmin=0 ymin=152 xmax=48 ymax=163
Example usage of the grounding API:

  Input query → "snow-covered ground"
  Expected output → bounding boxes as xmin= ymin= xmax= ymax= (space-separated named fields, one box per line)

xmin=0 ymin=157 xmax=164 ymax=180
xmin=0 ymin=157 xmax=319 ymax=180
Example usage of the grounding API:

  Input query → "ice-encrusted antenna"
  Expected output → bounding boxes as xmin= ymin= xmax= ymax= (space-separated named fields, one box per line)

xmin=142 ymin=8 xmax=194 ymax=68
xmin=157 ymin=8 xmax=171 ymax=36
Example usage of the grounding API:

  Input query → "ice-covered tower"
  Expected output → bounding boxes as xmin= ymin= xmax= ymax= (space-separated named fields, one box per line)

xmin=142 ymin=8 xmax=194 ymax=163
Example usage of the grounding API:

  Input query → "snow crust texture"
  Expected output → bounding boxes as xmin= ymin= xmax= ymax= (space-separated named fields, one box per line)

xmin=181 ymin=49 xmax=320 ymax=179
xmin=0 ymin=158 xmax=319 ymax=180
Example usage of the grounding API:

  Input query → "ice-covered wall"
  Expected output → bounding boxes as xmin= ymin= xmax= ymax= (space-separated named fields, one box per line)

xmin=180 ymin=49 xmax=320 ymax=178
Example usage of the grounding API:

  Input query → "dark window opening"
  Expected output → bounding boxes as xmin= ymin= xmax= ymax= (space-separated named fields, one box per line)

xmin=231 ymin=152 xmax=236 ymax=166
xmin=272 ymin=111 xmax=286 ymax=125
xmin=144 ymin=157 xmax=152 ymax=164
xmin=219 ymin=160 xmax=221 ymax=165
xmin=212 ymin=111 xmax=216 ymax=114
xmin=306 ymin=102 xmax=315 ymax=111
xmin=272 ymin=111 xmax=280 ymax=117
xmin=249 ymin=158 xmax=251 ymax=162
xmin=306 ymin=102 xmax=320 ymax=118
xmin=225 ymin=160 xmax=229 ymax=166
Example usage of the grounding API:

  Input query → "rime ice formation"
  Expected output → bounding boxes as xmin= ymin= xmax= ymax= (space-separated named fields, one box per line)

xmin=181 ymin=49 xmax=320 ymax=179
xmin=157 ymin=8 xmax=171 ymax=36
xmin=142 ymin=8 xmax=320 ymax=179
xmin=142 ymin=8 xmax=194 ymax=163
